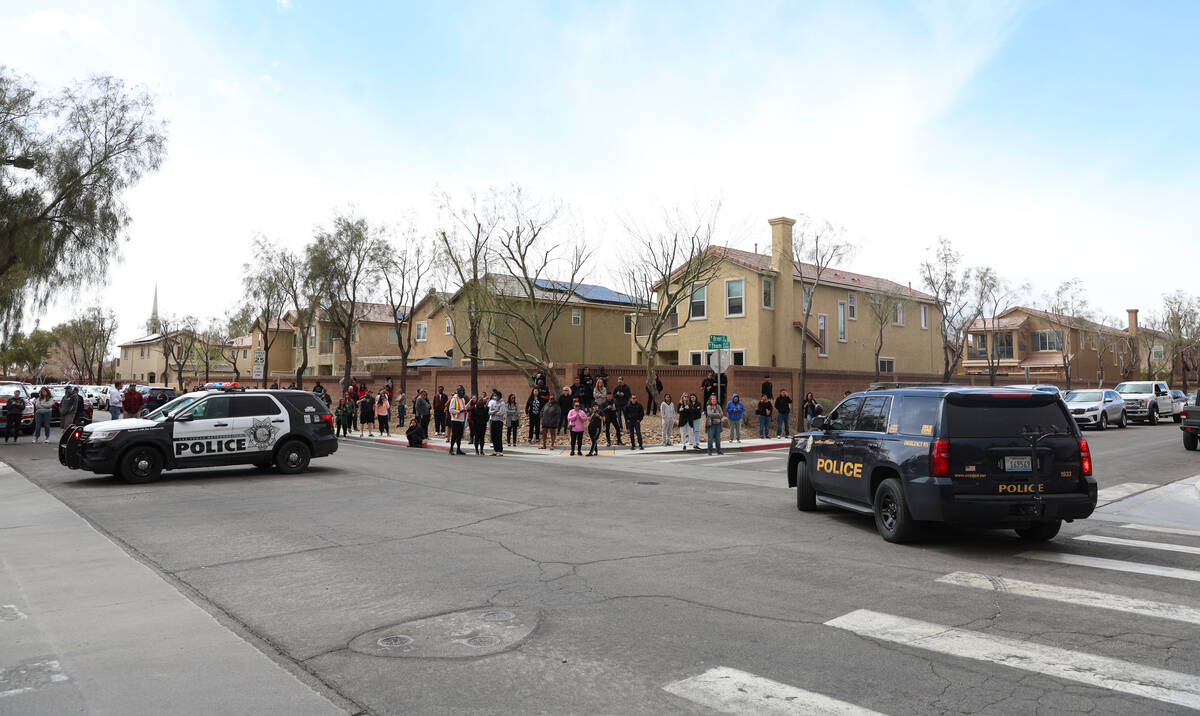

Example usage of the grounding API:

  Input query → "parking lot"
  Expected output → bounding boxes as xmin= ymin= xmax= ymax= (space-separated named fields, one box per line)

xmin=2 ymin=418 xmax=1199 ymax=714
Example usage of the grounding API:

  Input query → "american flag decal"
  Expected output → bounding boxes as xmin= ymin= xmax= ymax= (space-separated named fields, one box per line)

xmin=965 ymin=465 xmax=976 ymax=472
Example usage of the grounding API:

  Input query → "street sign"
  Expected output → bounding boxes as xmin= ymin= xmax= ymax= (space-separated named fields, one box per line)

xmin=253 ymin=350 xmax=266 ymax=365
xmin=708 ymin=349 xmax=730 ymax=374
xmin=251 ymin=365 xmax=264 ymax=380
xmin=708 ymin=334 xmax=729 ymax=350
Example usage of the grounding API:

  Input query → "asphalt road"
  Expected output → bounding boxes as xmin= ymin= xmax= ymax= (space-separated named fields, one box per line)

xmin=5 ymin=419 xmax=1200 ymax=715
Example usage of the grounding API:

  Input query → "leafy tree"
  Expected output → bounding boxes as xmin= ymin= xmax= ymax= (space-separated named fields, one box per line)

xmin=52 ymin=308 xmax=118 ymax=384
xmin=919 ymin=238 xmax=978 ymax=381
xmin=0 ymin=68 xmax=166 ymax=339
xmin=0 ymin=329 xmax=54 ymax=380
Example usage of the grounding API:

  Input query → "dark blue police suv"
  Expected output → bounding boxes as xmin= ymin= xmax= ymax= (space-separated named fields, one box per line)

xmin=788 ymin=386 xmax=1097 ymax=543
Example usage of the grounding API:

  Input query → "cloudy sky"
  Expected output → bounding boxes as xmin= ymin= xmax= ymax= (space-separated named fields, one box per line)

xmin=4 ymin=0 xmax=1198 ymax=347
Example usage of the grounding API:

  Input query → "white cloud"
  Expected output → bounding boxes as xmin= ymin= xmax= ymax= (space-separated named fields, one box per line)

xmin=15 ymin=9 xmax=109 ymax=44
xmin=275 ymin=0 xmax=292 ymax=12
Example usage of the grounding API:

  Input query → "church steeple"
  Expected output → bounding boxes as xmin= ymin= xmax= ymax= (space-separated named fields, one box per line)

xmin=147 ymin=284 xmax=161 ymax=334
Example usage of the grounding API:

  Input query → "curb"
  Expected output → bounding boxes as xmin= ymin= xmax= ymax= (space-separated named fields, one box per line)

xmin=336 ymin=434 xmax=790 ymax=457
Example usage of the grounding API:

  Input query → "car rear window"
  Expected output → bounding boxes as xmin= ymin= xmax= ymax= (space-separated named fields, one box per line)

xmin=943 ymin=400 xmax=1072 ymax=438
xmin=1116 ymin=382 xmax=1154 ymax=394
xmin=231 ymin=395 xmax=281 ymax=417
xmin=278 ymin=392 xmax=330 ymax=414
xmin=895 ymin=396 xmax=941 ymax=436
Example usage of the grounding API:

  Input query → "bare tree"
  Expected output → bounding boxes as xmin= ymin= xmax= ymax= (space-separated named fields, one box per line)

xmin=159 ymin=314 xmax=200 ymax=390
xmin=973 ymin=268 xmax=1023 ymax=386
xmin=476 ymin=189 xmax=586 ymax=396
xmin=52 ymin=308 xmax=118 ymax=384
xmin=867 ymin=288 xmax=905 ymax=382
xmin=919 ymin=238 xmax=978 ymax=381
xmin=243 ymin=239 xmax=290 ymax=388
xmin=794 ymin=217 xmax=853 ymax=423
xmin=381 ymin=223 xmax=434 ymax=395
xmin=619 ymin=203 xmax=724 ymax=406
xmin=1159 ymin=291 xmax=1200 ymax=392
xmin=274 ymin=244 xmax=318 ymax=389
xmin=1041 ymin=279 xmax=1089 ymax=390
xmin=213 ymin=304 xmax=253 ymax=384
xmin=437 ymin=191 xmax=501 ymax=395
xmin=307 ymin=212 xmax=387 ymax=390
xmin=1088 ymin=315 xmax=1124 ymax=387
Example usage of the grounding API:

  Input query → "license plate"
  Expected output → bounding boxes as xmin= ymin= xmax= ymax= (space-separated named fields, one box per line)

xmin=1004 ymin=456 xmax=1033 ymax=472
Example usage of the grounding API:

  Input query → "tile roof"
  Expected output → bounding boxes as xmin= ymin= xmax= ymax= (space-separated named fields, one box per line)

xmin=714 ymin=247 xmax=936 ymax=302
xmin=970 ymin=306 xmax=1130 ymax=336
xmin=316 ymin=302 xmax=403 ymax=324
xmin=1020 ymin=353 xmax=1074 ymax=368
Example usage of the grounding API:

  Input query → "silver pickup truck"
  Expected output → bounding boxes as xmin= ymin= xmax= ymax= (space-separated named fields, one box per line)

xmin=1115 ymin=380 xmax=1183 ymax=424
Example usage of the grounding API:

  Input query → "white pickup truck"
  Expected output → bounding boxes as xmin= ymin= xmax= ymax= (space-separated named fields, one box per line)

xmin=1114 ymin=380 xmax=1184 ymax=424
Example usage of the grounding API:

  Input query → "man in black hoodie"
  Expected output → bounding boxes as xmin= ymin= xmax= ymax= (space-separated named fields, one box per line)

xmin=611 ymin=377 xmax=632 ymax=431
xmin=624 ymin=393 xmax=645 ymax=450
xmin=556 ymin=386 xmax=573 ymax=432
xmin=774 ymin=389 xmax=793 ymax=437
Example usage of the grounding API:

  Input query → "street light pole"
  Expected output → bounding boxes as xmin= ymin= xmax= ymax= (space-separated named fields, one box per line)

xmin=2 ymin=156 xmax=35 ymax=169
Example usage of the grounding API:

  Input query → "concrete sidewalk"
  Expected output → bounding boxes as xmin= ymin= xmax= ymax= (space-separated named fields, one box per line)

xmin=339 ymin=432 xmax=791 ymax=456
xmin=0 ymin=459 xmax=345 ymax=715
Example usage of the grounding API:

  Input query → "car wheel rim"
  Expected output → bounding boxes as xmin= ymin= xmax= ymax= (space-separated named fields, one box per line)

xmin=286 ymin=450 xmax=301 ymax=468
xmin=133 ymin=453 xmax=152 ymax=477
xmin=880 ymin=494 xmax=898 ymax=531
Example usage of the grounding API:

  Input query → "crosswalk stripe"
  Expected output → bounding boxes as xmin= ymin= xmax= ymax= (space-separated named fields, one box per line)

xmin=825 ymin=609 xmax=1200 ymax=710
xmin=1021 ymin=551 xmax=1200 ymax=582
xmin=663 ymin=666 xmax=886 ymax=715
xmin=1096 ymin=482 xmax=1156 ymax=504
xmin=1122 ymin=523 xmax=1200 ymax=538
xmin=657 ymin=454 xmax=731 ymax=463
xmin=937 ymin=571 xmax=1200 ymax=626
xmin=1076 ymin=534 xmax=1200 ymax=555
xmin=720 ymin=456 xmax=780 ymax=467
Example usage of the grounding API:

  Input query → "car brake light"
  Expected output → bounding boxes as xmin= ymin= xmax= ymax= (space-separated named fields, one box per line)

xmin=1182 ymin=410 xmax=1189 ymax=421
xmin=72 ymin=429 xmax=82 ymax=440
xmin=930 ymin=438 xmax=951 ymax=477
xmin=320 ymin=414 xmax=333 ymax=428
xmin=1079 ymin=438 xmax=1092 ymax=477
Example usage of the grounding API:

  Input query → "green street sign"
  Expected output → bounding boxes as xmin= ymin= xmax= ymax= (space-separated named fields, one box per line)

xmin=708 ymin=334 xmax=729 ymax=350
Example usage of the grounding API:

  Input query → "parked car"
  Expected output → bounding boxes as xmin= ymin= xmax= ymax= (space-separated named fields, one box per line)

xmin=34 ymin=385 xmax=93 ymax=426
xmin=138 ymin=386 xmax=178 ymax=413
xmin=1115 ymin=381 xmax=1180 ymax=424
xmin=1063 ymin=389 xmax=1126 ymax=430
xmin=1007 ymin=384 xmax=1063 ymax=396
xmin=1182 ymin=405 xmax=1200 ymax=450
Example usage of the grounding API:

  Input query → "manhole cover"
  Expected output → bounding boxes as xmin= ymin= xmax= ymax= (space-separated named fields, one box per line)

xmin=349 ymin=607 xmax=540 ymax=658
xmin=636 ymin=481 xmax=660 ymax=485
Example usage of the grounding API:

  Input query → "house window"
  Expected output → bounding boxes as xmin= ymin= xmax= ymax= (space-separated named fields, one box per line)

xmin=689 ymin=351 xmax=704 ymax=366
xmin=416 ymin=322 xmax=428 ymax=341
xmin=351 ymin=326 xmax=357 ymax=343
xmin=847 ymin=292 xmax=857 ymax=320
xmin=571 ymin=309 xmax=582 ymax=326
xmin=1152 ymin=343 xmax=1165 ymax=360
xmin=837 ymin=302 xmax=847 ymax=341
xmin=732 ymin=350 xmax=745 ymax=366
xmin=292 ymin=333 xmax=297 ymax=347
xmin=445 ymin=318 xmax=452 ymax=334
xmin=242 ymin=349 xmax=248 ymax=359
xmin=762 ymin=278 xmax=774 ymax=309
xmin=690 ymin=284 xmax=707 ymax=319
xmin=308 ymin=327 xmax=316 ymax=347
xmin=878 ymin=357 xmax=895 ymax=373
xmin=387 ymin=326 xmax=398 ymax=344
xmin=892 ymin=302 xmax=904 ymax=326
xmin=920 ymin=305 xmax=928 ymax=329
xmin=1032 ymin=330 xmax=1063 ymax=352
xmin=817 ymin=314 xmax=828 ymax=356
xmin=139 ymin=346 xmax=145 ymax=357
xmin=994 ymin=332 xmax=1014 ymax=360
xmin=623 ymin=315 xmax=633 ymax=334
xmin=725 ymin=279 xmax=744 ymax=317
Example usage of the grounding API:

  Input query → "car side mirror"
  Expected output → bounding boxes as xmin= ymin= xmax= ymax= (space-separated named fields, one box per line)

xmin=1104 ymin=398 xmax=1113 ymax=404
xmin=174 ymin=413 xmax=193 ymax=422
xmin=139 ymin=408 xmax=149 ymax=417
xmin=809 ymin=416 xmax=826 ymax=430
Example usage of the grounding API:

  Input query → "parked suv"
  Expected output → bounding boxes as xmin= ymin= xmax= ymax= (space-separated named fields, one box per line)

xmin=59 ymin=387 xmax=337 ymax=483
xmin=1063 ymin=389 xmax=1126 ymax=430
xmin=1114 ymin=381 xmax=1179 ymax=424
xmin=138 ymin=386 xmax=178 ymax=413
xmin=1182 ymin=405 xmax=1200 ymax=451
xmin=787 ymin=386 xmax=1096 ymax=543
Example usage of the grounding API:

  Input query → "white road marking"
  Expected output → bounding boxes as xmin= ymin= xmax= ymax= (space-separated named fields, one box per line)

xmin=1021 ymin=552 xmax=1200 ymax=583
xmin=657 ymin=454 xmax=732 ymax=463
xmin=1122 ymin=523 xmax=1200 ymax=538
xmin=719 ymin=456 xmax=781 ymax=467
xmin=1096 ymin=482 xmax=1156 ymax=505
xmin=663 ymin=666 xmax=886 ymax=715
xmin=825 ymin=609 xmax=1200 ymax=710
xmin=937 ymin=572 xmax=1200 ymax=626
xmin=1076 ymin=534 xmax=1200 ymax=556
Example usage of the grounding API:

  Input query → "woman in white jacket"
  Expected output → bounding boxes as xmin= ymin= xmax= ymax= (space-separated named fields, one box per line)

xmin=659 ymin=392 xmax=675 ymax=447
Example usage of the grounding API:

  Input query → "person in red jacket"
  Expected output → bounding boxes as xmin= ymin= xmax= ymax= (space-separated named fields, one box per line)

xmin=121 ymin=385 xmax=145 ymax=419
xmin=432 ymin=386 xmax=449 ymax=437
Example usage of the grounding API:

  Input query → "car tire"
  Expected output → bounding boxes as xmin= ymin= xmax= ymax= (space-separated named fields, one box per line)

xmin=1098 ymin=412 xmax=1108 ymax=431
xmin=119 ymin=445 xmax=164 ymax=484
xmin=1148 ymin=407 xmax=1159 ymax=426
xmin=1174 ymin=412 xmax=1183 ymax=424
xmin=274 ymin=440 xmax=310 ymax=474
xmin=1015 ymin=520 xmax=1062 ymax=541
xmin=796 ymin=459 xmax=816 ymax=512
xmin=873 ymin=478 xmax=918 ymax=543
xmin=1119 ymin=411 xmax=1127 ymax=429
xmin=1185 ymin=433 xmax=1199 ymax=451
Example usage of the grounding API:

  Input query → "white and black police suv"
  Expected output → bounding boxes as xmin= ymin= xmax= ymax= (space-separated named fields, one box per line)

xmin=59 ymin=386 xmax=338 ymax=483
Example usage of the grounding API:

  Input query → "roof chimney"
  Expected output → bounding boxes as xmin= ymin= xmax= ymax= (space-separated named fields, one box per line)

xmin=1127 ymin=308 xmax=1139 ymax=335
xmin=768 ymin=217 xmax=795 ymax=278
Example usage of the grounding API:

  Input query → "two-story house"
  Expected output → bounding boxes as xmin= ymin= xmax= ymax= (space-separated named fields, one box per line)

xmin=640 ymin=217 xmax=943 ymax=374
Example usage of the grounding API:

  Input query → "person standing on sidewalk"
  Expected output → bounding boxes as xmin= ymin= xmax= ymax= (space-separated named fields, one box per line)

xmin=334 ymin=397 xmax=351 ymax=437
xmin=567 ymin=400 xmax=587 ymax=455
xmin=57 ymin=387 xmax=80 ymax=431
xmin=802 ymin=391 xmax=821 ymax=431
xmin=557 ymin=386 xmax=573 ymax=432
xmin=487 ymin=389 xmax=506 ymax=456
xmin=677 ymin=395 xmax=694 ymax=449
xmin=107 ymin=382 xmax=123 ymax=421
xmin=724 ymin=393 xmax=745 ymax=443
xmin=647 ymin=372 xmax=663 ymax=416
xmin=4 ymin=389 xmax=25 ymax=443
xmin=585 ymin=405 xmax=603 ymax=456
xmin=414 ymin=390 xmax=431 ymax=436
xmin=33 ymin=388 xmax=54 ymax=443
xmin=505 ymin=394 xmax=520 ymax=446
xmin=592 ymin=377 xmax=608 ymax=407
xmin=689 ymin=393 xmax=704 ymax=449
xmin=601 ymin=397 xmax=622 ymax=446
xmin=774 ymin=389 xmax=793 ymax=437
xmin=611 ymin=377 xmax=631 ymax=431
xmin=761 ymin=375 xmax=774 ymax=401
xmin=358 ymin=391 xmax=375 ymax=437
xmin=524 ymin=387 xmax=541 ymax=443
xmin=469 ymin=395 xmax=489 ymax=455
xmin=659 ymin=392 xmax=675 ymax=447
xmin=579 ymin=367 xmax=595 ymax=409
xmin=432 ymin=386 xmax=448 ymax=437
xmin=705 ymin=394 xmax=725 ymax=456
xmin=624 ymin=393 xmax=645 ymax=450
xmin=122 ymin=385 xmax=144 ymax=420
xmin=448 ymin=387 xmax=467 ymax=455
xmin=755 ymin=394 xmax=774 ymax=438
xmin=375 ymin=392 xmax=391 ymax=436
xmin=540 ymin=396 xmax=561 ymax=450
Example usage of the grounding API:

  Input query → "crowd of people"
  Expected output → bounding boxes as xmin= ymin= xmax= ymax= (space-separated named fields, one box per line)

xmin=318 ymin=367 xmax=835 ymax=458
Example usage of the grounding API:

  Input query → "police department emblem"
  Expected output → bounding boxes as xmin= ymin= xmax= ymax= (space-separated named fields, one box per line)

xmin=244 ymin=418 xmax=280 ymax=450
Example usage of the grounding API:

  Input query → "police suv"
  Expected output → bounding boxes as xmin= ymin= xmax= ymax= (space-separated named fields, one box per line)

xmin=59 ymin=386 xmax=337 ymax=483
xmin=788 ymin=386 xmax=1096 ymax=543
